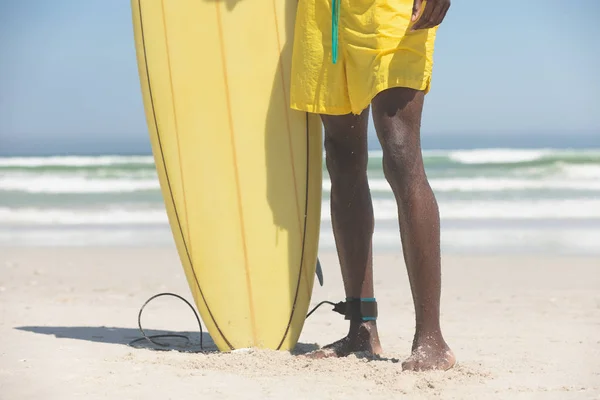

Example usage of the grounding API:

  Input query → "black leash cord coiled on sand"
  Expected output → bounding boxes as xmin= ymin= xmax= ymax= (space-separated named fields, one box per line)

xmin=128 ymin=292 xmax=204 ymax=351
xmin=129 ymin=294 xmax=340 ymax=351
xmin=129 ymin=259 xmax=328 ymax=350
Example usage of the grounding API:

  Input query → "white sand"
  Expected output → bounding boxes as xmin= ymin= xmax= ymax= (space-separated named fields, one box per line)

xmin=1 ymin=247 xmax=599 ymax=399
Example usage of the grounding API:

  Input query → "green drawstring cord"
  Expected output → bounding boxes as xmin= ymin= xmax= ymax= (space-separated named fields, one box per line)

xmin=331 ymin=0 xmax=340 ymax=64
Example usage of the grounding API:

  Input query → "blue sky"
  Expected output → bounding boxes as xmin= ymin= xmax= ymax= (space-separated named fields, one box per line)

xmin=1 ymin=0 xmax=599 ymax=155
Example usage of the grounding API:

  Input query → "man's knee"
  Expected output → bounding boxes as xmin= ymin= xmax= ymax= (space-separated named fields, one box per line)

xmin=321 ymin=111 xmax=370 ymax=181
xmin=324 ymin=132 xmax=368 ymax=181
xmin=372 ymin=89 xmax=426 ymax=191
xmin=380 ymin=134 xmax=425 ymax=193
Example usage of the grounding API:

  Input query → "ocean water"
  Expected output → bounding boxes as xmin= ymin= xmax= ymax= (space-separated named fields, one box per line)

xmin=2 ymin=140 xmax=600 ymax=255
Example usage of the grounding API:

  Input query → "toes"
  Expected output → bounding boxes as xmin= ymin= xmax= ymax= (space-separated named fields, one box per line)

xmin=302 ymin=347 xmax=340 ymax=359
xmin=401 ymin=360 xmax=414 ymax=371
xmin=401 ymin=351 xmax=456 ymax=372
xmin=401 ymin=358 xmax=423 ymax=372
xmin=402 ymin=359 xmax=455 ymax=372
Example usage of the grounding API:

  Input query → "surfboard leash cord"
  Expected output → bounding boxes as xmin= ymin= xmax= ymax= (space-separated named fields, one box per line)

xmin=129 ymin=295 xmax=346 ymax=352
xmin=128 ymin=292 xmax=206 ymax=352
xmin=127 ymin=261 xmax=361 ymax=351
xmin=305 ymin=298 xmax=378 ymax=321
xmin=128 ymin=294 xmax=373 ymax=352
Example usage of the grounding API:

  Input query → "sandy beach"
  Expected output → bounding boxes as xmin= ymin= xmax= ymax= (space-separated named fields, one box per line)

xmin=0 ymin=246 xmax=598 ymax=399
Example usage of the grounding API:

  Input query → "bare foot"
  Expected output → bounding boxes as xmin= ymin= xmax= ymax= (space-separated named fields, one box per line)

xmin=401 ymin=333 xmax=456 ymax=371
xmin=303 ymin=321 xmax=383 ymax=359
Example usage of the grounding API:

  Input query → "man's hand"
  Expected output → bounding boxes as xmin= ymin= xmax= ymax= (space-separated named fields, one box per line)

xmin=411 ymin=0 xmax=450 ymax=31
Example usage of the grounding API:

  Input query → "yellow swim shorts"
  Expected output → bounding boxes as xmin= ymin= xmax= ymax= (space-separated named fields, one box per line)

xmin=290 ymin=0 xmax=438 ymax=116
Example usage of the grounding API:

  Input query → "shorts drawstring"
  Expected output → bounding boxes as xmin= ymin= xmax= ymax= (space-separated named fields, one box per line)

xmin=331 ymin=0 xmax=340 ymax=63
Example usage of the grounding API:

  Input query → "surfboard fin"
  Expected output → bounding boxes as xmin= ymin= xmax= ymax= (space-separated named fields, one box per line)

xmin=315 ymin=258 xmax=324 ymax=286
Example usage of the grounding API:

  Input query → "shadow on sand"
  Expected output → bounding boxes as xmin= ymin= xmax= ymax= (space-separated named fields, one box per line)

xmin=15 ymin=326 xmax=319 ymax=355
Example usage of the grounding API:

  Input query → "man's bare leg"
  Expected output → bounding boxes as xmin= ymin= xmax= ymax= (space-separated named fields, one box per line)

xmin=306 ymin=107 xmax=382 ymax=358
xmin=371 ymin=87 xmax=455 ymax=371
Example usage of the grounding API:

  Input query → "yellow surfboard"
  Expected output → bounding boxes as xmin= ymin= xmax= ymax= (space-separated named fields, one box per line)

xmin=130 ymin=0 xmax=322 ymax=351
